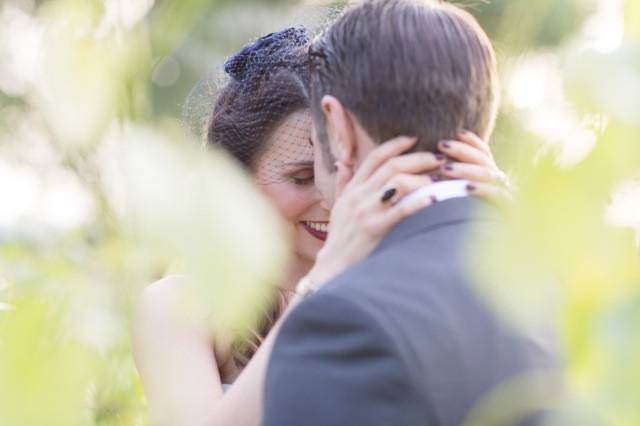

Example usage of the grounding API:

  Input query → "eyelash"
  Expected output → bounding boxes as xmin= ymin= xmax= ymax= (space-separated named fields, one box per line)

xmin=292 ymin=177 xmax=314 ymax=186
xmin=291 ymin=174 xmax=314 ymax=186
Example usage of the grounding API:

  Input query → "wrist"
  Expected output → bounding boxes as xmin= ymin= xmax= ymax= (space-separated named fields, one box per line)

xmin=295 ymin=275 xmax=319 ymax=299
xmin=308 ymin=249 xmax=340 ymax=286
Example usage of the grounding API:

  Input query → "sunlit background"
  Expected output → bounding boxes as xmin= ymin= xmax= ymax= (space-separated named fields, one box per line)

xmin=0 ymin=0 xmax=639 ymax=424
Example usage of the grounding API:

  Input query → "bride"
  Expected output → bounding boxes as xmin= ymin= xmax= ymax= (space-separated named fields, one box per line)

xmin=132 ymin=26 xmax=507 ymax=426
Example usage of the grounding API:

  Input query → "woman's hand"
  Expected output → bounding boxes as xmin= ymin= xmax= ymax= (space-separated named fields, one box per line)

xmin=306 ymin=131 xmax=510 ymax=288
xmin=307 ymin=136 xmax=444 ymax=286
xmin=437 ymin=130 xmax=512 ymax=200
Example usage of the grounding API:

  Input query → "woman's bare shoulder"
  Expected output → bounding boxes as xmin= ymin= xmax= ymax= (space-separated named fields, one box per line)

xmin=133 ymin=275 xmax=236 ymax=367
xmin=134 ymin=275 xmax=209 ymax=336
xmin=137 ymin=275 xmax=186 ymax=305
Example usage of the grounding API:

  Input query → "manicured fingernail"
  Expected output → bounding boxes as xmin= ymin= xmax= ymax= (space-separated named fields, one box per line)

xmin=431 ymin=173 xmax=442 ymax=182
xmin=439 ymin=141 xmax=451 ymax=149
xmin=466 ymin=184 xmax=476 ymax=192
xmin=430 ymin=196 xmax=438 ymax=204
xmin=381 ymin=187 xmax=397 ymax=203
xmin=443 ymin=162 xmax=454 ymax=171
xmin=435 ymin=153 xmax=446 ymax=161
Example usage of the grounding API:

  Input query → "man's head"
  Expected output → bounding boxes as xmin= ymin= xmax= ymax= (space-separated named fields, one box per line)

xmin=308 ymin=0 xmax=499 ymax=206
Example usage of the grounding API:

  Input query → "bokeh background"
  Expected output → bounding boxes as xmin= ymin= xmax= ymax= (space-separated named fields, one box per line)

xmin=0 ymin=0 xmax=638 ymax=424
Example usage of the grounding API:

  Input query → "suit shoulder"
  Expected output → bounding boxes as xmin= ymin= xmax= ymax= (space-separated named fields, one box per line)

xmin=282 ymin=289 xmax=387 ymax=338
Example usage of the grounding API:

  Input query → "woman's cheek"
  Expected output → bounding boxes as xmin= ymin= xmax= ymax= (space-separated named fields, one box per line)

xmin=261 ymin=183 xmax=313 ymax=222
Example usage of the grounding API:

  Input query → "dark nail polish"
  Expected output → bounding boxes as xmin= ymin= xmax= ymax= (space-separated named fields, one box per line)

xmin=466 ymin=184 xmax=476 ymax=192
xmin=430 ymin=196 xmax=438 ymax=204
xmin=440 ymin=141 xmax=451 ymax=149
xmin=444 ymin=163 xmax=454 ymax=171
xmin=381 ymin=188 xmax=397 ymax=203
xmin=435 ymin=153 xmax=446 ymax=161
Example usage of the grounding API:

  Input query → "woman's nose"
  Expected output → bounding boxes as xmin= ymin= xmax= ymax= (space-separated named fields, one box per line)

xmin=312 ymin=186 xmax=330 ymax=211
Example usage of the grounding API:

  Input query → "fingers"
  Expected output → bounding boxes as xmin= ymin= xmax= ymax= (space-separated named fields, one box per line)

xmin=456 ymin=130 xmax=491 ymax=156
xmin=439 ymin=162 xmax=500 ymax=184
xmin=438 ymin=139 xmax=493 ymax=167
xmin=350 ymin=136 xmax=418 ymax=186
xmin=364 ymin=193 xmax=436 ymax=237
xmin=349 ymin=173 xmax=435 ymax=240
xmin=466 ymin=182 xmax=511 ymax=202
xmin=440 ymin=162 xmax=513 ymax=201
xmin=334 ymin=161 xmax=353 ymax=199
xmin=373 ymin=173 xmax=433 ymax=205
xmin=364 ymin=151 xmax=445 ymax=193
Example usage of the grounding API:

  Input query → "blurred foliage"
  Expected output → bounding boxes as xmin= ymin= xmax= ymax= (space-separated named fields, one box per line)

xmin=0 ymin=0 xmax=288 ymax=424
xmin=0 ymin=0 xmax=638 ymax=425
xmin=465 ymin=1 xmax=640 ymax=424
xmin=472 ymin=0 xmax=598 ymax=52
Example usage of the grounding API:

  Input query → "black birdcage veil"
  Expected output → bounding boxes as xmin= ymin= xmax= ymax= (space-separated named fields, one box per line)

xmin=182 ymin=26 xmax=313 ymax=185
xmin=181 ymin=7 xmax=342 ymax=186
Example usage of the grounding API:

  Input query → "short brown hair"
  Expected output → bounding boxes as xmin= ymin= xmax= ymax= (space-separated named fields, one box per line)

xmin=309 ymin=0 xmax=499 ymax=165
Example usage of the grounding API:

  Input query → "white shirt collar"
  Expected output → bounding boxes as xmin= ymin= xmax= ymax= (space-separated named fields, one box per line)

xmin=400 ymin=179 xmax=470 ymax=205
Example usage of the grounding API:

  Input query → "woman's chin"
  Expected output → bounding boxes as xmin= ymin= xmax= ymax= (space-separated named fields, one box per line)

xmin=296 ymin=240 xmax=325 ymax=265
xmin=302 ymin=245 xmax=323 ymax=263
xmin=295 ymin=224 xmax=327 ymax=261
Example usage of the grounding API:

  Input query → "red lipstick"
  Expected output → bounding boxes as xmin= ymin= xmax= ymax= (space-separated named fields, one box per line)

xmin=300 ymin=221 xmax=328 ymax=242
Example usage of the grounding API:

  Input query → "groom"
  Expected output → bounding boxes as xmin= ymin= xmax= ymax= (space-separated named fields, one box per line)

xmin=263 ymin=1 xmax=557 ymax=425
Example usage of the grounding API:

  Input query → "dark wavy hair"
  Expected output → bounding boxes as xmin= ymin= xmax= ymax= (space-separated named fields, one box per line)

xmin=205 ymin=27 xmax=311 ymax=368
xmin=207 ymin=26 xmax=311 ymax=170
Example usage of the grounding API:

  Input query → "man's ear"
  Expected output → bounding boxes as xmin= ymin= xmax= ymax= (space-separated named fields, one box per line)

xmin=321 ymin=95 xmax=356 ymax=167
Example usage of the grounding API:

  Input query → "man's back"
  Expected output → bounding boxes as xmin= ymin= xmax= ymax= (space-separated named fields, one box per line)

xmin=263 ymin=198 xmax=557 ymax=426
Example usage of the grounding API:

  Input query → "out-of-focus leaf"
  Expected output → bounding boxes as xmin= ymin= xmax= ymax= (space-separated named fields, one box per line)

xmin=105 ymin=122 xmax=289 ymax=337
xmin=625 ymin=0 xmax=640 ymax=41
xmin=563 ymin=44 xmax=640 ymax=126
xmin=474 ymin=0 xmax=598 ymax=53
xmin=35 ymin=0 xmax=152 ymax=148
xmin=0 ymin=297 xmax=98 ymax=426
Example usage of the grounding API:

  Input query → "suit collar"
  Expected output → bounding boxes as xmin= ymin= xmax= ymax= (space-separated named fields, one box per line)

xmin=374 ymin=196 xmax=501 ymax=254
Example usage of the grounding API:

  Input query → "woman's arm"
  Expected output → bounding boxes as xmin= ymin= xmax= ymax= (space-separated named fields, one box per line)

xmin=132 ymin=277 xmax=225 ymax=426
xmin=132 ymin=274 xmax=301 ymax=426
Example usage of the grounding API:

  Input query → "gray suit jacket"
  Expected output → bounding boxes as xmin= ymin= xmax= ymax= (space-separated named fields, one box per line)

xmin=263 ymin=197 xmax=558 ymax=426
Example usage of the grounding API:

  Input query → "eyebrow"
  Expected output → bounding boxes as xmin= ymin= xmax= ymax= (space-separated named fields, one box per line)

xmin=281 ymin=161 xmax=314 ymax=167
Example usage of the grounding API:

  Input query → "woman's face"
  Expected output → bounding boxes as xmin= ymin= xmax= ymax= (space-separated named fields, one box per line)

xmin=253 ymin=110 xmax=330 ymax=264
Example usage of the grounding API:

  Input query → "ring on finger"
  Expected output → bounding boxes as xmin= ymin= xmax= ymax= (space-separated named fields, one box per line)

xmin=493 ymin=170 xmax=509 ymax=187
xmin=380 ymin=187 xmax=397 ymax=204
xmin=495 ymin=170 xmax=516 ymax=194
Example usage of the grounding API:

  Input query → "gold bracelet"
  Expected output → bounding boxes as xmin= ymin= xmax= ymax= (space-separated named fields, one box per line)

xmin=295 ymin=275 xmax=318 ymax=298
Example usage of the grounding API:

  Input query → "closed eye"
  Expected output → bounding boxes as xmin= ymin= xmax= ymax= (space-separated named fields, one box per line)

xmin=287 ymin=167 xmax=314 ymax=186
xmin=291 ymin=173 xmax=314 ymax=186
xmin=282 ymin=161 xmax=315 ymax=186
